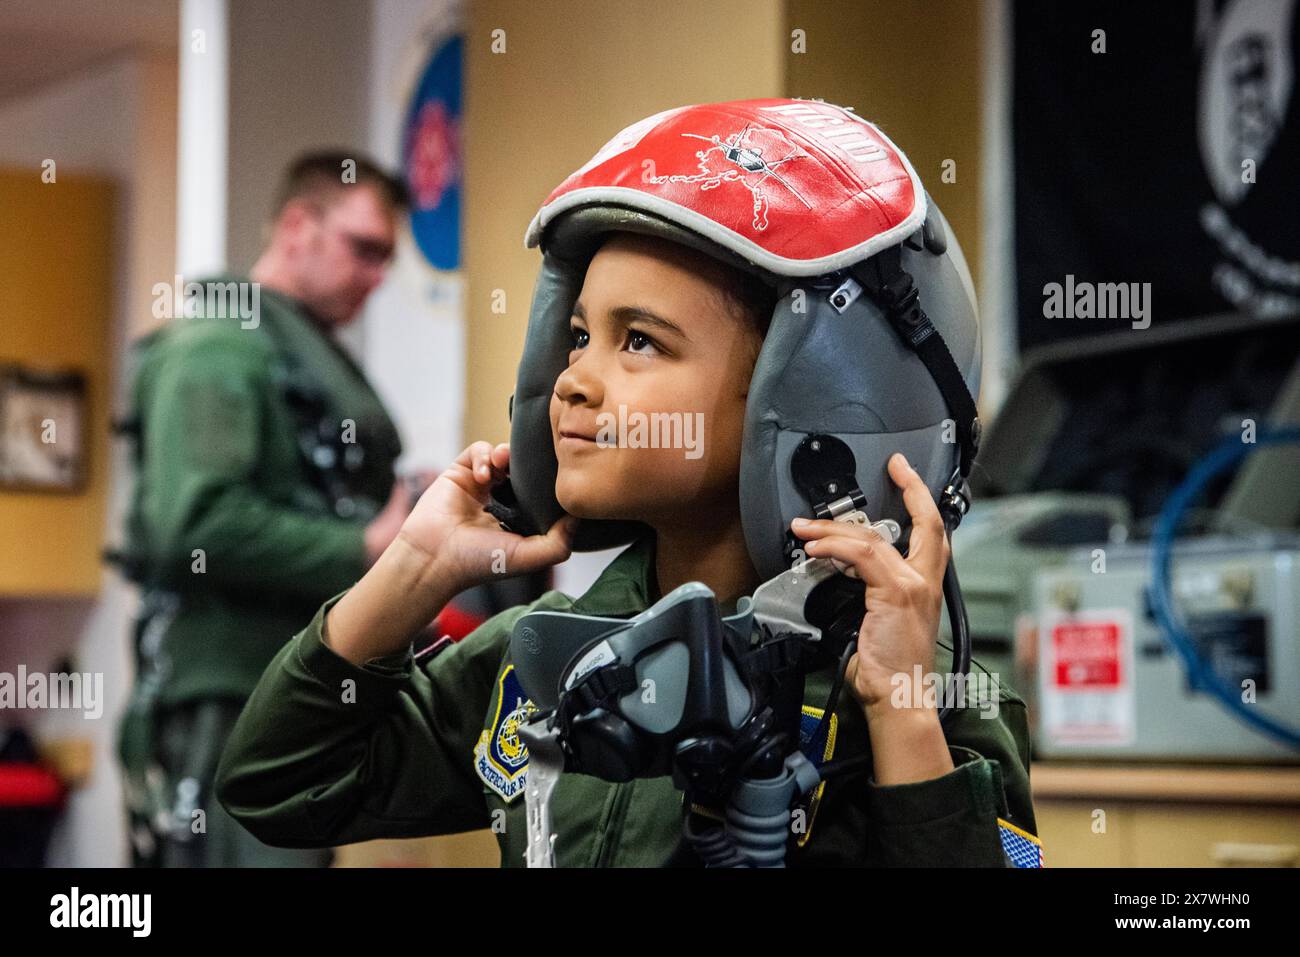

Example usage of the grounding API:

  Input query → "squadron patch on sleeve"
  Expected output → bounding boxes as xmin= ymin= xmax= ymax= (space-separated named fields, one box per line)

xmin=998 ymin=818 xmax=1045 ymax=868
xmin=474 ymin=664 xmax=534 ymax=803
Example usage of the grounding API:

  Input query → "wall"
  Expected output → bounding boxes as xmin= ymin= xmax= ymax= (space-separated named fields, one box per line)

xmin=0 ymin=52 xmax=177 ymax=866
xmin=0 ymin=170 xmax=112 ymax=596
xmin=783 ymin=0 xmax=985 ymax=289
xmin=225 ymin=0 xmax=373 ymax=273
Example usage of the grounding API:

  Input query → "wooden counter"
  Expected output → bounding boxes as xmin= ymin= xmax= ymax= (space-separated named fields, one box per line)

xmin=1032 ymin=761 xmax=1300 ymax=805
xmin=1030 ymin=761 xmax=1300 ymax=867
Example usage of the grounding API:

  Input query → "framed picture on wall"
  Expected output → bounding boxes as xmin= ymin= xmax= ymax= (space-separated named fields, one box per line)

xmin=0 ymin=365 xmax=88 ymax=492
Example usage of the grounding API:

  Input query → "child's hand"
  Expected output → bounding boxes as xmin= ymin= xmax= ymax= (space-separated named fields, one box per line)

xmin=398 ymin=441 xmax=578 ymax=593
xmin=789 ymin=452 xmax=950 ymax=719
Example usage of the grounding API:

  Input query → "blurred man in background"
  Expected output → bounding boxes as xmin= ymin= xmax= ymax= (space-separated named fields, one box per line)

xmin=114 ymin=152 xmax=412 ymax=867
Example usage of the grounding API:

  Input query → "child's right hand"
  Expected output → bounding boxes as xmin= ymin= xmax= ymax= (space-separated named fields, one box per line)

xmin=396 ymin=440 xmax=578 ymax=593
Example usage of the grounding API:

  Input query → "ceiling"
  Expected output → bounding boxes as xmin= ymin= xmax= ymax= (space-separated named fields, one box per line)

xmin=0 ymin=0 xmax=177 ymax=107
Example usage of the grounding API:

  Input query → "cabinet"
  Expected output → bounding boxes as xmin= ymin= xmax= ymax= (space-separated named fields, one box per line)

xmin=1032 ymin=762 xmax=1300 ymax=867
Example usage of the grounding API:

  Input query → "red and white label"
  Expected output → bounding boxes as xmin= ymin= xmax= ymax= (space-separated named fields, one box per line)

xmin=1040 ymin=609 xmax=1135 ymax=747
xmin=1052 ymin=620 xmax=1123 ymax=688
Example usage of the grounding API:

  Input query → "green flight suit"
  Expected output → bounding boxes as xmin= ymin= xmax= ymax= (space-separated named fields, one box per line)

xmin=117 ymin=275 xmax=401 ymax=867
xmin=215 ymin=533 xmax=1042 ymax=867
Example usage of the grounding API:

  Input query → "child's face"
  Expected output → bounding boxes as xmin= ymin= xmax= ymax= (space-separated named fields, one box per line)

xmin=549 ymin=232 xmax=763 ymax=527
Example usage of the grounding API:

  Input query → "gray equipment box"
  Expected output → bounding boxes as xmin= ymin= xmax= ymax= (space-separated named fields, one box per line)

xmin=1031 ymin=535 xmax=1300 ymax=762
xmin=941 ymin=312 xmax=1300 ymax=760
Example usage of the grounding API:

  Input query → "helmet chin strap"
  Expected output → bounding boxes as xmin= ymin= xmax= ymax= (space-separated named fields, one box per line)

xmin=851 ymin=244 xmax=983 ymax=482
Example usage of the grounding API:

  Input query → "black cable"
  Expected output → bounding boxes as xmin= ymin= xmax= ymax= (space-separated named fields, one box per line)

xmin=940 ymin=543 xmax=972 ymax=719
xmin=731 ymin=729 xmax=792 ymax=785
xmin=814 ymin=544 xmax=970 ymax=783
xmin=805 ymin=641 xmax=855 ymax=758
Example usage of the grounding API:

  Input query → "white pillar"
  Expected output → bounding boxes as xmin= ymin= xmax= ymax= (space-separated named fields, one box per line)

xmin=979 ymin=0 xmax=1018 ymax=419
xmin=176 ymin=0 xmax=229 ymax=277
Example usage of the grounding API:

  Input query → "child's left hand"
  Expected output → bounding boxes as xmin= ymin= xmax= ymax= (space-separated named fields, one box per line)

xmin=789 ymin=452 xmax=950 ymax=719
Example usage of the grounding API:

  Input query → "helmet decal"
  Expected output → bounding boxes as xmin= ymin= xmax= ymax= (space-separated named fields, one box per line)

xmin=645 ymin=123 xmax=815 ymax=232
xmin=524 ymin=98 xmax=927 ymax=276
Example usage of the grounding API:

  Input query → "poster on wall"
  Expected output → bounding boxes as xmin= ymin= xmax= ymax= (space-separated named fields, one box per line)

xmin=360 ymin=2 xmax=467 ymax=479
xmin=0 ymin=365 xmax=87 ymax=492
xmin=402 ymin=31 xmax=462 ymax=271
xmin=1013 ymin=0 xmax=1299 ymax=351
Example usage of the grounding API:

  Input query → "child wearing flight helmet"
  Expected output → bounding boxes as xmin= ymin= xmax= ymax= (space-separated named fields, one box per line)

xmin=216 ymin=98 xmax=1043 ymax=867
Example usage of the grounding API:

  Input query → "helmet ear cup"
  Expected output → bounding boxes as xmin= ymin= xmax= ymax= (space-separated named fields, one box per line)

xmin=484 ymin=479 xmax=541 ymax=537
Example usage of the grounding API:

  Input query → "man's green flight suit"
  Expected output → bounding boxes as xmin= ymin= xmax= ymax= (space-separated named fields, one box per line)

xmin=117 ymin=276 xmax=401 ymax=867
xmin=215 ymin=532 xmax=1044 ymax=867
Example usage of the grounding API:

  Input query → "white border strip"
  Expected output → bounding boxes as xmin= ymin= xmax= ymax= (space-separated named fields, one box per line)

xmin=177 ymin=0 xmax=229 ymax=277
